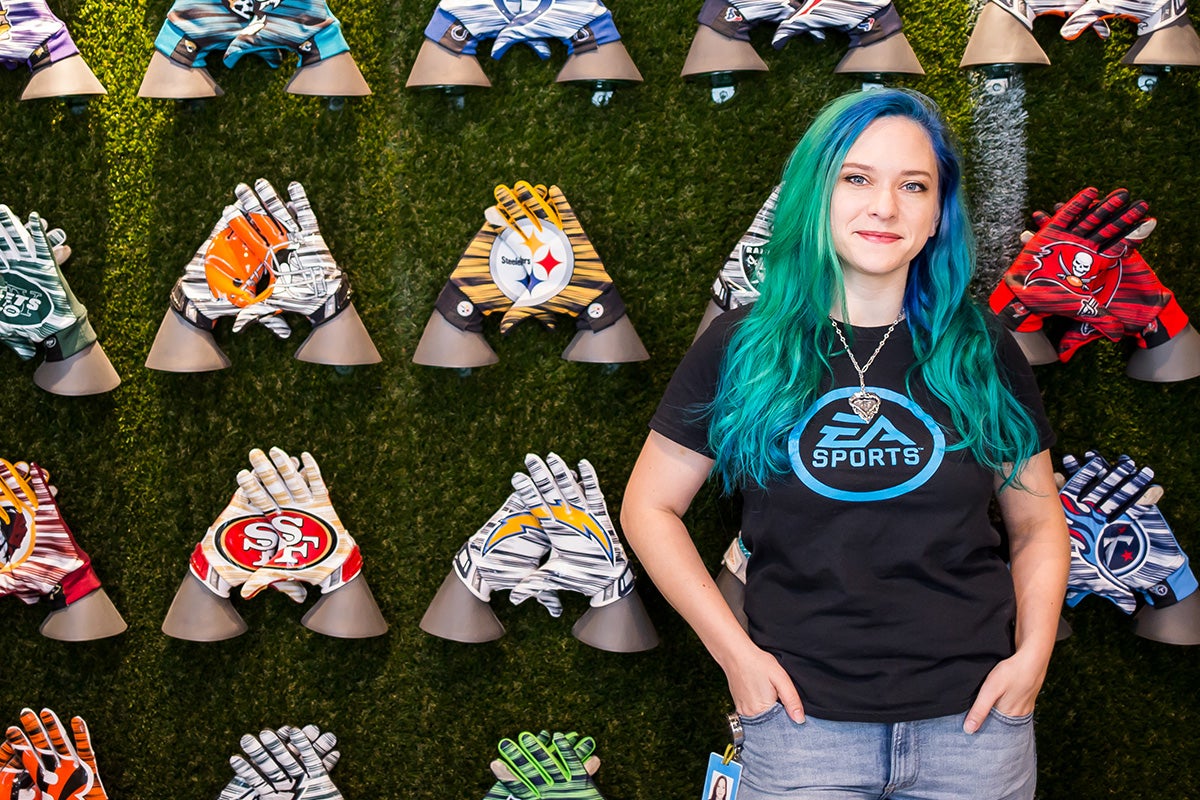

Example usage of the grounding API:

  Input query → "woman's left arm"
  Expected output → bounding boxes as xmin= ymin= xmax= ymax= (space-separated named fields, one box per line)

xmin=963 ymin=449 xmax=1070 ymax=733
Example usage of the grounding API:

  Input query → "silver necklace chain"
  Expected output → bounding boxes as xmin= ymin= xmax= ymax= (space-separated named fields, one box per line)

xmin=829 ymin=311 xmax=904 ymax=422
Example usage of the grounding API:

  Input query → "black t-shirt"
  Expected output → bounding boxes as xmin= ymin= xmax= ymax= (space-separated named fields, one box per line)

xmin=650 ymin=305 xmax=1055 ymax=723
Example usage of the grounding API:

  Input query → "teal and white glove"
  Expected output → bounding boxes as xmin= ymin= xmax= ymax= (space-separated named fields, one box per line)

xmin=494 ymin=731 xmax=604 ymax=800
xmin=509 ymin=454 xmax=634 ymax=614
xmin=219 ymin=726 xmax=339 ymax=800
xmin=483 ymin=731 xmax=596 ymax=800
xmin=0 ymin=207 xmax=97 ymax=363
xmin=711 ymin=185 xmax=777 ymax=312
xmin=229 ymin=728 xmax=343 ymax=800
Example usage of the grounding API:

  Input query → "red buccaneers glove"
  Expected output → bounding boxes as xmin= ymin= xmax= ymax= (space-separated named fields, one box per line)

xmin=0 ymin=461 xmax=103 ymax=608
xmin=236 ymin=448 xmax=364 ymax=599
xmin=988 ymin=187 xmax=1148 ymax=341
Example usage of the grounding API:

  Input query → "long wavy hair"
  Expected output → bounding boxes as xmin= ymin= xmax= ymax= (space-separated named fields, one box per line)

xmin=707 ymin=89 xmax=1041 ymax=491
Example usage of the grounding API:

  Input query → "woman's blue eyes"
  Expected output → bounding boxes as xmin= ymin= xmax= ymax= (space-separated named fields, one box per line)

xmin=842 ymin=175 xmax=927 ymax=192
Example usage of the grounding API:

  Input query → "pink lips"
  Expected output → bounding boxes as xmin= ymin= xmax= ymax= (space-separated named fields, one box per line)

xmin=855 ymin=230 xmax=902 ymax=243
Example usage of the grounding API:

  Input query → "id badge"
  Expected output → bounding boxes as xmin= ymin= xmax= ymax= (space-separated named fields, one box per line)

xmin=700 ymin=747 xmax=743 ymax=800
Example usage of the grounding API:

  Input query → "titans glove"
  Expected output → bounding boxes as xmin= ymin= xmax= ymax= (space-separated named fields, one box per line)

xmin=1060 ymin=451 xmax=1198 ymax=613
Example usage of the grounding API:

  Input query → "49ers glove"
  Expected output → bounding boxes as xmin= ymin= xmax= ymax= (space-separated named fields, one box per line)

xmin=0 ymin=208 xmax=97 ymax=365
xmin=771 ymin=0 xmax=901 ymax=49
xmin=221 ymin=0 xmax=353 ymax=69
xmin=711 ymin=185 xmax=777 ymax=312
xmin=150 ymin=0 xmax=261 ymax=71
xmin=490 ymin=0 xmax=624 ymax=60
xmin=452 ymin=486 xmax=558 ymax=615
xmin=236 ymin=448 xmax=365 ymax=599
xmin=509 ymin=454 xmax=635 ymax=613
xmin=1060 ymin=452 xmax=1198 ymax=612
xmin=229 ymin=727 xmax=343 ymax=800
xmin=1061 ymin=0 xmax=1188 ymax=40
xmin=4 ymin=708 xmax=106 ymax=800
xmin=421 ymin=0 xmax=550 ymax=59
xmin=0 ymin=461 xmax=105 ymax=609
xmin=0 ymin=0 xmax=87 ymax=73
xmin=494 ymin=731 xmax=605 ymax=800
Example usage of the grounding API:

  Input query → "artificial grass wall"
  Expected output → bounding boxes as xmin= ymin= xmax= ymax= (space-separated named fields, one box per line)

xmin=1 ymin=1 xmax=1198 ymax=798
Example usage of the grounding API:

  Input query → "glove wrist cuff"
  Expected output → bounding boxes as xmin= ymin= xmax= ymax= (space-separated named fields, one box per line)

xmin=50 ymin=562 xmax=102 ymax=608
xmin=697 ymin=0 xmax=752 ymax=41
xmin=453 ymin=542 xmax=493 ymax=601
xmin=309 ymin=281 xmax=352 ymax=327
xmin=435 ymin=282 xmax=487 ymax=333
xmin=574 ymin=284 xmax=626 ymax=332
xmin=1141 ymin=295 xmax=1189 ymax=348
xmin=846 ymin=3 xmax=902 ymax=48
xmin=170 ymin=280 xmax=218 ymax=331
xmin=589 ymin=565 xmax=635 ymax=607
xmin=42 ymin=315 xmax=97 ymax=362
xmin=1144 ymin=560 xmax=1199 ymax=608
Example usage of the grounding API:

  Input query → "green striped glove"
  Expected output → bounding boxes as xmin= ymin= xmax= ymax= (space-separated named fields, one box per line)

xmin=495 ymin=731 xmax=605 ymax=800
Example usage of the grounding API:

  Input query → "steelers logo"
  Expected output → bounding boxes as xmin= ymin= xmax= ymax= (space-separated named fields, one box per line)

xmin=490 ymin=219 xmax=574 ymax=307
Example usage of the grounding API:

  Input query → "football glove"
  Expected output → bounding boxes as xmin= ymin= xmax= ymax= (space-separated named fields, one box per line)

xmin=229 ymin=728 xmax=342 ymax=800
xmin=772 ymin=0 xmax=900 ymax=48
xmin=1061 ymin=0 xmax=1188 ymax=39
xmin=711 ymin=185 xmax=777 ymax=312
xmin=422 ymin=0 xmax=551 ymax=58
xmin=483 ymin=731 xmax=596 ymax=800
xmin=222 ymin=0 xmax=353 ymax=69
xmin=4 ymin=709 xmax=104 ymax=800
xmin=494 ymin=731 xmax=605 ymax=800
xmin=695 ymin=0 xmax=800 ymax=42
xmin=150 ymin=0 xmax=261 ymax=70
xmin=491 ymin=0 xmax=624 ymax=60
xmin=0 ymin=0 xmax=86 ymax=72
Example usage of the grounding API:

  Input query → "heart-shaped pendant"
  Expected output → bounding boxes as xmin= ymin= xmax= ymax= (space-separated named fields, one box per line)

xmin=848 ymin=390 xmax=881 ymax=422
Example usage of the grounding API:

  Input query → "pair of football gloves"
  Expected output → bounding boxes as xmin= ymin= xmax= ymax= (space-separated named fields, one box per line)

xmin=151 ymin=0 xmax=355 ymax=74
xmin=0 ymin=206 xmax=109 ymax=379
xmin=184 ymin=447 xmax=366 ymax=610
xmin=1 ymin=708 xmax=107 ymax=800
xmin=0 ymin=459 xmax=117 ymax=619
xmin=988 ymin=0 xmax=1191 ymax=40
xmin=219 ymin=725 xmax=343 ymax=800
xmin=1058 ymin=451 xmax=1197 ymax=614
xmin=484 ymin=730 xmax=605 ymax=800
xmin=423 ymin=0 xmax=626 ymax=61
xmin=453 ymin=453 xmax=636 ymax=620
xmin=988 ymin=187 xmax=1191 ymax=362
xmin=696 ymin=0 xmax=909 ymax=53
xmin=0 ymin=0 xmax=95 ymax=79
xmin=160 ymin=178 xmax=352 ymax=352
xmin=432 ymin=181 xmax=633 ymax=345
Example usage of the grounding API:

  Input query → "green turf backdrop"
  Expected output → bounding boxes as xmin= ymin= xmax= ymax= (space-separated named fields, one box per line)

xmin=0 ymin=1 xmax=1198 ymax=798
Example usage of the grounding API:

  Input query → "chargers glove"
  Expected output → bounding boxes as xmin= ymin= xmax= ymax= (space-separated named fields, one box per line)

xmin=0 ymin=0 xmax=85 ymax=72
xmin=187 ymin=482 xmax=307 ymax=603
xmin=453 ymin=486 xmax=558 ymax=615
xmin=1061 ymin=0 xmax=1188 ymax=39
xmin=988 ymin=187 xmax=1148 ymax=342
xmin=494 ymin=183 xmax=629 ymax=338
xmin=495 ymin=731 xmax=605 ymax=800
xmin=509 ymin=453 xmax=635 ymax=614
xmin=4 ymin=709 xmax=102 ymax=800
xmin=220 ymin=725 xmax=339 ymax=800
xmin=491 ymin=0 xmax=623 ymax=60
xmin=208 ymin=179 xmax=350 ymax=338
xmin=484 ymin=732 xmax=596 ymax=800
xmin=0 ymin=461 xmax=106 ymax=609
xmin=771 ymin=0 xmax=900 ymax=48
xmin=0 ymin=208 xmax=97 ymax=365
xmin=222 ymin=0 xmax=353 ymax=69
xmin=422 ymin=0 xmax=550 ymax=58
xmin=229 ymin=727 xmax=343 ymax=800
xmin=236 ymin=448 xmax=364 ymax=599
xmin=711 ymin=185 xmax=777 ymax=312
xmin=1060 ymin=452 xmax=1198 ymax=612
xmin=150 ymin=0 xmax=266 ymax=70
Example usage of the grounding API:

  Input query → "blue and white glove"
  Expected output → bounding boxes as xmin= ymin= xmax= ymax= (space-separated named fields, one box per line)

xmin=695 ymin=0 xmax=798 ymax=41
xmin=711 ymin=185 xmax=777 ymax=313
xmin=509 ymin=453 xmax=635 ymax=613
xmin=151 ymin=0 xmax=265 ymax=70
xmin=1060 ymin=452 xmax=1198 ymax=613
xmin=222 ymin=0 xmax=353 ymax=68
xmin=422 ymin=0 xmax=550 ymax=58
xmin=771 ymin=0 xmax=901 ymax=48
xmin=491 ymin=0 xmax=623 ymax=59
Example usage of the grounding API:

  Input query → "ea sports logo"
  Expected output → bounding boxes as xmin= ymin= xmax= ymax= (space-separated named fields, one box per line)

xmin=490 ymin=219 xmax=574 ymax=306
xmin=0 ymin=503 xmax=35 ymax=571
xmin=788 ymin=387 xmax=945 ymax=502
xmin=1098 ymin=521 xmax=1147 ymax=578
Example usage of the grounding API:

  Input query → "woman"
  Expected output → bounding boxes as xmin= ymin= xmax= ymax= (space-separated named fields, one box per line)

xmin=621 ymin=89 xmax=1069 ymax=799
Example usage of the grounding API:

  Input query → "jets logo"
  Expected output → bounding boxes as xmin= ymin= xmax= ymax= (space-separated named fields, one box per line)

xmin=0 ymin=274 xmax=52 ymax=327
xmin=788 ymin=387 xmax=945 ymax=502
xmin=215 ymin=511 xmax=336 ymax=571
xmin=0 ymin=502 xmax=35 ymax=572
xmin=490 ymin=217 xmax=574 ymax=308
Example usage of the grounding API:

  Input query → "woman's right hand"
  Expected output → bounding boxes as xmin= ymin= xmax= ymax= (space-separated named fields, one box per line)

xmin=722 ymin=644 xmax=806 ymax=723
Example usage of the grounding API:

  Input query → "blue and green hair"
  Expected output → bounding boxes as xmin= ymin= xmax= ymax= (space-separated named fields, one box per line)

xmin=707 ymin=88 xmax=1042 ymax=491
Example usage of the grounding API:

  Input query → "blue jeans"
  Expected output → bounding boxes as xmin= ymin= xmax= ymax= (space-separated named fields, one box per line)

xmin=736 ymin=704 xmax=1036 ymax=799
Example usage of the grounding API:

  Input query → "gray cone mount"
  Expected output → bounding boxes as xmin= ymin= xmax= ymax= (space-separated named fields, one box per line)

xmin=960 ymin=2 xmax=1050 ymax=69
xmin=835 ymin=33 xmax=925 ymax=76
xmin=145 ymin=308 xmax=231 ymax=372
xmin=287 ymin=52 xmax=371 ymax=97
xmin=162 ymin=572 xmax=249 ymax=641
xmin=715 ymin=565 xmax=748 ymax=632
xmin=556 ymin=41 xmax=642 ymax=85
xmin=419 ymin=570 xmax=505 ymax=643
xmin=300 ymin=575 xmax=388 ymax=638
xmin=680 ymin=24 xmax=769 ymax=79
xmin=1125 ymin=323 xmax=1200 ymax=382
xmin=293 ymin=304 xmax=382 ymax=365
xmin=693 ymin=299 xmax=724 ymax=342
xmin=40 ymin=588 xmax=127 ymax=641
xmin=571 ymin=591 xmax=659 ymax=652
xmin=561 ymin=316 xmax=649 ymax=363
xmin=412 ymin=310 xmax=499 ymax=369
xmin=1131 ymin=591 xmax=1200 ymax=645
xmin=1056 ymin=614 xmax=1072 ymax=641
xmin=33 ymin=342 xmax=121 ymax=396
xmin=21 ymin=55 xmax=107 ymax=100
xmin=406 ymin=40 xmax=491 ymax=90
xmin=1123 ymin=16 xmax=1200 ymax=68
xmin=1011 ymin=329 xmax=1058 ymax=366
xmin=138 ymin=51 xmax=223 ymax=99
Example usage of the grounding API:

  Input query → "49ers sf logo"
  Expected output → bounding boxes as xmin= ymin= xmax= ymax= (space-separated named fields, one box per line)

xmin=215 ymin=511 xmax=337 ymax=571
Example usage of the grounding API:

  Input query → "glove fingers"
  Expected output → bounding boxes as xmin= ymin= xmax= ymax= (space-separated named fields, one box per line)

xmin=268 ymin=446 xmax=312 ymax=506
xmin=575 ymin=459 xmax=610 ymax=518
xmin=519 ymin=730 xmax=567 ymax=782
xmin=17 ymin=709 xmax=53 ymax=763
xmin=497 ymin=736 xmax=550 ymax=791
xmin=298 ymin=451 xmax=330 ymax=505
xmin=513 ymin=180 xmax=560 ymax=226
xmin=36 ymin=709 xmax=77 ymax=763
xmin=1049 ymin=187 xmax=1099 ymax=232
xmin=286 ymin=182 xmax=320 ymax=235
xmin=545 ymin=452 xmax=585 ymax=508
xmin=510 ymin=471 xmax=547 ymax=518
xmin=259 ymin=313 xmax=293 ymax=339
xmin=1074 ymin=188 xmax=1129 ymax=238
xmin=523 ymin=453 xmax=565 ymax=510
xmin=253 ymin=179 xmax=300 ymax=236
xmin=285 ymin=727 xmax=324 ymax=776
xmin=508 ymin=574 xmax=564 ymax=617
xmin=249 ymin=448 xmax=298 ymax=508
xmin=261 ymin=730 xmax=304 ymax=779
xmin=236 ymin=471 xmax=280 ymax=516
xmin=230 ymin=754 xmax=268 ymax=791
